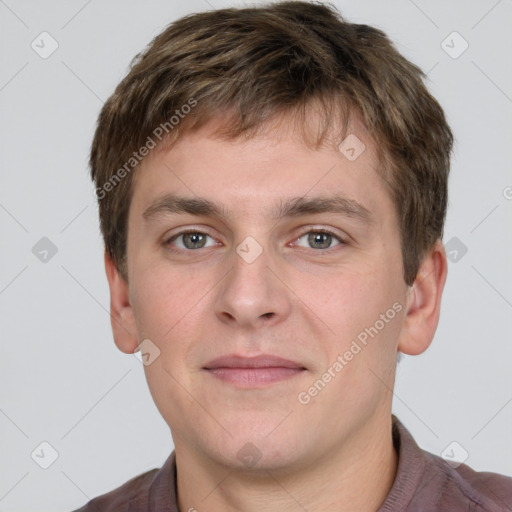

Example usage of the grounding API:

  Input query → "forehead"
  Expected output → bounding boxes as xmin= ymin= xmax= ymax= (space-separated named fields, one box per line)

xmin=130 ymin=113 xmax=395 ymax=229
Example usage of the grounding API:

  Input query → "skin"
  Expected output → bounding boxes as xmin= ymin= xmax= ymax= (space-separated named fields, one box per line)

xmin=105 ymin=113 xmax=448 ymax=512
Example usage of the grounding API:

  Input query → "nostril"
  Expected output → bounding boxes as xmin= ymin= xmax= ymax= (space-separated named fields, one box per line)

xmin=261 ymin=312 xmax=274 ymax=319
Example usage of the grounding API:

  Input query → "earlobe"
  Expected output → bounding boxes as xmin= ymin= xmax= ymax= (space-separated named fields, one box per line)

xmin=397 ymin=240 xmax=448 ymax=356
xmin=104 ymin=251 xmax=139 ymax=354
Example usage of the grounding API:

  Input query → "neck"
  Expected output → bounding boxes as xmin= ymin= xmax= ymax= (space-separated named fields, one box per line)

xmin=175 ymin=415 xmax=398 ymax=512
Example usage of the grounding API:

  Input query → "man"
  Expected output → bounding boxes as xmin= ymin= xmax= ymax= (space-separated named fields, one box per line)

xmin=76 ymin=1 xmax=512 ymax=510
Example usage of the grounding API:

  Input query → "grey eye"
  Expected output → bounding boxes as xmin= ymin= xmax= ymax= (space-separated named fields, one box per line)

xmin=170 ymin=232 xmax=216 ymax=250
xmin=296 ymin=231 xmax=341 ymax=250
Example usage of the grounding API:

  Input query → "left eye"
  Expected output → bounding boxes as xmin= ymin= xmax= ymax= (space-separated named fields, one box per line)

xmin=294 ymin=231 xmax=343 ymax=250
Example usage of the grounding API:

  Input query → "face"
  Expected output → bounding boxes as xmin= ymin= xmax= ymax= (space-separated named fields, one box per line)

xmin=119 ymin=116 xmax=413 ymax=471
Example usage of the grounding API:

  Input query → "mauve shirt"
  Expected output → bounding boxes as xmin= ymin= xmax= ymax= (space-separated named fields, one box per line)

xmin=72 ymin=417 xmax=512 ymax=511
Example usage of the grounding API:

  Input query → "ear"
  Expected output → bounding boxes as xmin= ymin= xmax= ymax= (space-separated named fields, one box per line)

xmin=104 ymin=251 xmax=139 ymax=354
xmin=397 ymin=239 xmax=448 ymax=356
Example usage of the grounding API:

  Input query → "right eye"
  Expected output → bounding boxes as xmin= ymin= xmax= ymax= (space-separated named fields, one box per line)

xmin=165 ymin=231 xmax=218 ymax=251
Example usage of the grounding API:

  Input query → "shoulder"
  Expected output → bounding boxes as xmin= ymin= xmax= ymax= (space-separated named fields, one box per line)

xmin=387 ymin=417 xmax=512 ymax=511
xmin=70 ymin=465 xmax=162 ymax=512
xmin=415 ymin=445 xmax=512 ymax=511
xmin=445 ymin=458 xmax=512 ymax=511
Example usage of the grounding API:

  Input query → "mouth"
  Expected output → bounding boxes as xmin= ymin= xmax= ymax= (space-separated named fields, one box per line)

xmin=203 ymin=354 xmax=307 ymax=387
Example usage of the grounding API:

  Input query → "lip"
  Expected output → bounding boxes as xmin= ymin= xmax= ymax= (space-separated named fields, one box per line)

xmin=203 ymin=354 xmax=306 ymax=387
xmin=204 ymin=354 xmax=305 ymax=369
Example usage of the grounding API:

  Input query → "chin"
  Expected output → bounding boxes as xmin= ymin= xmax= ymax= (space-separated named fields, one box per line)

xmin=197 ymin=423 xmax=308 ymax=473
xmin=212 ymin=445 xmax=304 ymax=474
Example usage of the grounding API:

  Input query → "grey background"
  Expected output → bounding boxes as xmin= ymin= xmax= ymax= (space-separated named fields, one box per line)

xmin=0 ymin=0 xmax=511 ymax=510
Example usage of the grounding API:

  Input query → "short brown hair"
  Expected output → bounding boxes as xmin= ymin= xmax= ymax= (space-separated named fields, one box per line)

xmin=90 ymin=0 xmax=453 ymax=286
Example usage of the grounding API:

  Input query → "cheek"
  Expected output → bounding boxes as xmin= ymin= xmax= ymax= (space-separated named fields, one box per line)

xmin=296 ymin=262 xmax=403 ymax=356
xmin=130 ymin=263 xmax=215 ymax=376
xmin=133 ymin=267 xmax=205 ymax=411
xmin=131 ymin=260 xmax=201 ymax=331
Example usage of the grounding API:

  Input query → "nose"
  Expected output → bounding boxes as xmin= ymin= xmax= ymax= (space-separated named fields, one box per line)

xmin=214 ymin=243 xmax=292 ymax=330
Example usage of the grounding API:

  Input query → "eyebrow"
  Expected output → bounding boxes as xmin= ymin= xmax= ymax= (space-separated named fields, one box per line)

xmin=142 ymin=193 xmax=374 ymax=225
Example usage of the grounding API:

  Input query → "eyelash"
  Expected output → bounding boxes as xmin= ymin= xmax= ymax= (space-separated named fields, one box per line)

xmin=164 ymin=228 xmax=347 ymax=253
